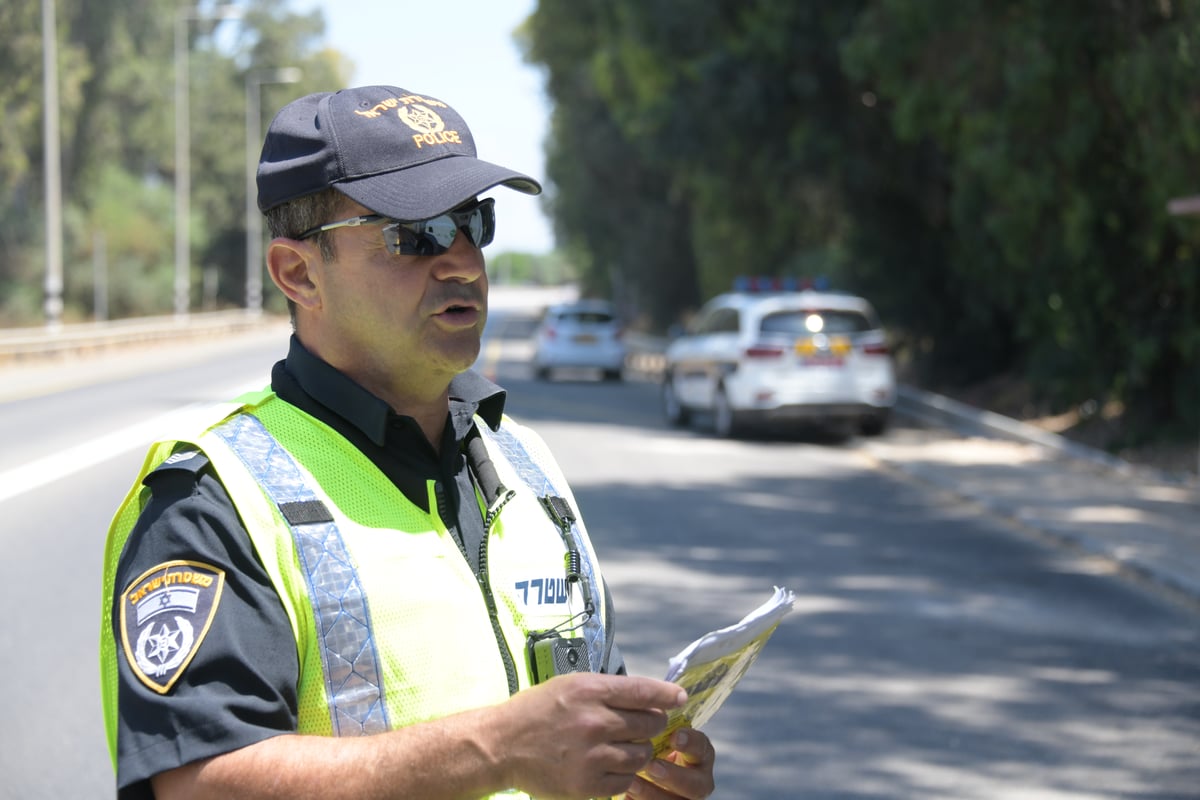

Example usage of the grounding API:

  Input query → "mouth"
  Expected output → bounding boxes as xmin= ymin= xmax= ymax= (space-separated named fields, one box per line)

xmin=432 ymin=298 xmax=483 ymax=327
xmin=435 ymin=299 xmax=479 ymax=314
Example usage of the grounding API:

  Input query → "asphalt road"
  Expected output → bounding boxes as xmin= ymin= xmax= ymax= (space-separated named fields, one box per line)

xmin=0 ymin=308 xmax=1196 ymax=799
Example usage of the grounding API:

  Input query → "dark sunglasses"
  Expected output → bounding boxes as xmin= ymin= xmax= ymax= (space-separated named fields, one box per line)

xmin=297 ymin=197 xmax=495 ymax=257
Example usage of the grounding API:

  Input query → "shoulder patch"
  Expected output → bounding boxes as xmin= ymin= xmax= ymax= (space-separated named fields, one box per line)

xmin=155 ymin=449 xmax=210 ymax=473
xmin=143 ymin=450 xmax=211 ymax=491
xmin=119 ymin=560 xmax=225 ymax=694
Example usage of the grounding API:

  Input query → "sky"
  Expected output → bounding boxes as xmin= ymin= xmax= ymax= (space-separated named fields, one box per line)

xmin=293 ymin=0 xmax=555 ymax=254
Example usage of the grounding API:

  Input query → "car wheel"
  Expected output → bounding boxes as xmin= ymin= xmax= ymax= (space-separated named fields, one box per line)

xmin=534 ymin=366 xmax=552 ymax=381
xmin=713 ymin=385 xmax=741 ymax=438
xmin=602 ymin=368 xmax=623 ymax=382
xmin=859 ymin=409 xmax=891 ymax=436
xmin=662 ymin=375 xmax=691 ymax=427
xmin=824 ymin=419 xmax=856 ymax=442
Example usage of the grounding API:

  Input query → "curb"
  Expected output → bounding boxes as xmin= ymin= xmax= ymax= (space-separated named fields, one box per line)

xmin=895 ymin=385 xmax=1198 ymax=488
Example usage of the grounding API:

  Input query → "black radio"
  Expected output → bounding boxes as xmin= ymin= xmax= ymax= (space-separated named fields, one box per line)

xmin=528 ymin=633 xmax=591 ymax=684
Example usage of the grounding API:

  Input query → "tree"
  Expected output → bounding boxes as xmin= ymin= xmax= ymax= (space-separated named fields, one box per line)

xmin=842 ymin=0 xmax=1200 ymax=435
xmin=0 ymin=0 xmax=350 ymax=325
xmin=524 ymin=0 xmax=701 ymax=330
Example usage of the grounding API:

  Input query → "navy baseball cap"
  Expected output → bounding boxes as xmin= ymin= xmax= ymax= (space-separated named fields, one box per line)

xmin=256 ymin=85 xmax=541 ymax=220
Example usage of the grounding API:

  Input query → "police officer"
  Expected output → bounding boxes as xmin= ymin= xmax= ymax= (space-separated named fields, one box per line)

xmin=100 ymin=85 xmax=716 ymax=800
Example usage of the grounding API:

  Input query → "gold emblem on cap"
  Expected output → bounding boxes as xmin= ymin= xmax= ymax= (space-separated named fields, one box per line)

xmin=398 ymin=104 xmax=444 ymax=135
xmin=397 ymin=105 xmax=463 ymax=150
xmin=352 ymin=93 xmax=464 ymax=149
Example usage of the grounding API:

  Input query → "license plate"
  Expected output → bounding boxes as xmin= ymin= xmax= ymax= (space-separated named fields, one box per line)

xmin=802 ymin=356 xmax=845 ymax=367
xmin=795 ymin=336 xmax=850 ymax=358
xmin=572 ymin=334 xmax=597 ymax=344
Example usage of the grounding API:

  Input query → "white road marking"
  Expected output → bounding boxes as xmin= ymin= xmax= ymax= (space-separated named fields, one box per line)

xmin=0 ymin=383 xmax=261 ymax=506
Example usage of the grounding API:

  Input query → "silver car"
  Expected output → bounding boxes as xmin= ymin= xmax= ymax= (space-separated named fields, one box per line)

xmin=533 ymin=300 xmax=627 ymax=381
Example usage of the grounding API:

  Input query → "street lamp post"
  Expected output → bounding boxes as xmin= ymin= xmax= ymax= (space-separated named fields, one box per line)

xmin=245 ymin=67 xmax=302 ymax=315
xmin=174 ymin=3 xmax=242 ymax=319
xmin=42 ymin=0 xmax=63 ymax=330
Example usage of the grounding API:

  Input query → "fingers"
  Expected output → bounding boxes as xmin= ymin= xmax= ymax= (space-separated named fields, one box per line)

xmin=670 ymin=728 xmax=715 ymax=769
xmin=624 ymin=728 xmax=716 ymax=800
xmin=598 ymin=674 xmax=688 ymax=712
xmin=497 ymin=675 xmax=691 ymax=798
xmin=608 ymin=705 xmax=673 ymax=744
xmin=543 ymin=673 xmax=687 ymax=741
xmin=575 ymin=674 xmax=683 ymax=745
xmin=600 ymin=739 xmax=658 ymax=775
xmin=579 ymin=674 xmax=690 ymax=745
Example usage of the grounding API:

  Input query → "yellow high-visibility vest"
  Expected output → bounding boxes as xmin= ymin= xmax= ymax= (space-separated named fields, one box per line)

xmin=101 ymin=390 xmax=611 ymax=799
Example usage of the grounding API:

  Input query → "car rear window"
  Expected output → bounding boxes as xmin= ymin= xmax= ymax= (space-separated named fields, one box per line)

xmin=759 ymin=309 xmax=874 ymax=335
xmin=561 ymin=311 xmax=614 ymax=324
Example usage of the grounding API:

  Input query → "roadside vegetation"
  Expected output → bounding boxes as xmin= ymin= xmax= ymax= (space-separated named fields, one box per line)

xmin=523 ymin=1 xmax=1200 ymax=470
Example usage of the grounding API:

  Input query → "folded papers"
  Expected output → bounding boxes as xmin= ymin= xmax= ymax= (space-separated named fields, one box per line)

xmin=651 ymin=586 xmax=796 ymax=756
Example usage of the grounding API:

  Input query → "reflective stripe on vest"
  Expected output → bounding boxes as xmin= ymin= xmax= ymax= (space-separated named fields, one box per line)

xmin=212 ymin=412 xmax=389 ymax=736
xmin=480 ymin=424 xmax=608 ymax=675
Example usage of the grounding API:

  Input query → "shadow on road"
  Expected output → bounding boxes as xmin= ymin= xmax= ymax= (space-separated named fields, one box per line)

xmin=581 ymin=471 xmax=1200 ymax=798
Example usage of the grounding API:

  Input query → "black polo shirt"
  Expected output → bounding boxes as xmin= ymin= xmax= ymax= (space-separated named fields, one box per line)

xmin=110 ymin=336 xmax=506 ymax=799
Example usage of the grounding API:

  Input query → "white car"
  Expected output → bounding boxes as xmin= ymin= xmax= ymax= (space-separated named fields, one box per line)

xmin=661 ymin=289 xmax=896 ymax=437
xmin=533 ymin=300 xmax=627 ymax=381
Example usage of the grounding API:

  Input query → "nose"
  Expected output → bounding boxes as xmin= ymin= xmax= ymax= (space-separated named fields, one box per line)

xmin=432 ymin=226 xmax=487 ymax=284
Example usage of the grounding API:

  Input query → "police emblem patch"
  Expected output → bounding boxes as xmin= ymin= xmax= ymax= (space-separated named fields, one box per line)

xmin=119 ymin=560 xmax=225 ymax=694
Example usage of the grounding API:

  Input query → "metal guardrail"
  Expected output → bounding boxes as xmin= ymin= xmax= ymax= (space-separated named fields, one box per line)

xmin=893 ymin=385 xmax=1155 ymax=476
xmin=0 ymin=285 xmax=572 ymax=363
xmin=0 ymin=310 xmax=279 ymax=363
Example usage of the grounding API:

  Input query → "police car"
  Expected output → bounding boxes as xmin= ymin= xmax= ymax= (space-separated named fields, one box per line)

xmin=661 ymin=280 xmax=896 ymax=437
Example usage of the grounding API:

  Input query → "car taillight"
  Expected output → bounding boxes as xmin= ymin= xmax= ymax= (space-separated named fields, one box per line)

xmin=861 ymin=342 xmax=889 ymax=356
xmin=744 ymin=344 xmax=785 ymax=358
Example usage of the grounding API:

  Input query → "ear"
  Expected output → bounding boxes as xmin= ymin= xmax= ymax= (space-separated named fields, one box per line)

xmin=267 ymin=238 xmax=322 ymax=312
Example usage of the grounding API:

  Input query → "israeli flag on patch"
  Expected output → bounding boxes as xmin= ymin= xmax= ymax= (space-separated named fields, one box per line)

xmin=136 ymin=586 xmax=200 ymax=626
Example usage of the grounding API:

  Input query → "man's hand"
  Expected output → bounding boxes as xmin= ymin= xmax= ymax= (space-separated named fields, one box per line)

xmin=149 ymin=672 xmax=716 ymax=800
xmin=621 ymin=728 xmax=716 ymax=799
xmin=496 ymin=672 xmax=694 ymax=800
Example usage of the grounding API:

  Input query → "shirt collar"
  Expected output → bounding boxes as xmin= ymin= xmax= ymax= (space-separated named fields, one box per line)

xmin=283 ymin=335 xmax=507 ymax=447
